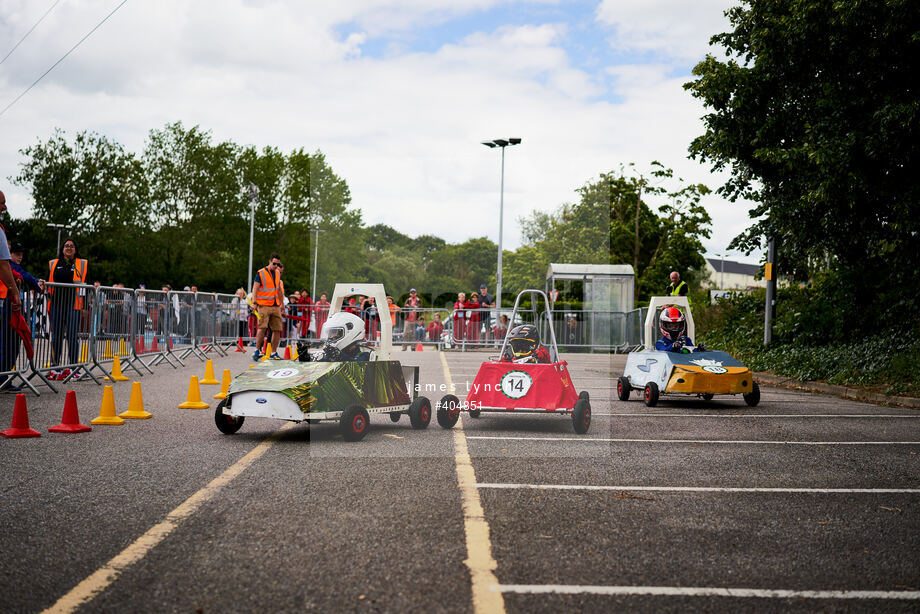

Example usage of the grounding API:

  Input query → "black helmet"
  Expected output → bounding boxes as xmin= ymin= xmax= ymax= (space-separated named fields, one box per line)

xmin=507 ymin=324 xmax=540 ymax=359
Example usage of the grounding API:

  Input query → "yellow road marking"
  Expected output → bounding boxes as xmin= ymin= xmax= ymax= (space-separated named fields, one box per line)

xmin=440 ymin=351 xmax=506 ymax=614
xmin=42 ymin=423 xmax=294 ymax=614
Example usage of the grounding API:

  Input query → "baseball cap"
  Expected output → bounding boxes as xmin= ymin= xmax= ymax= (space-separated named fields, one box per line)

xmin=10 ymin=242 xmax=24 ymax=253
xmin=480 ymin=283 xmax=487 ymax=289
xmin=410 ymin=288 xmax=417 ymax=293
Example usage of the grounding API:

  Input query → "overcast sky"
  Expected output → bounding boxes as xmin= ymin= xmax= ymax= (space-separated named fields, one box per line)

xmin=0 ymin=0 xmax=760 ymax=264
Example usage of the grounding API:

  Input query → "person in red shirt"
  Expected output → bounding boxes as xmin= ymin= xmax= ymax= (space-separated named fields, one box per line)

xmin=313 ymin=292 xmax=330 ymax=338
xmin=465 ymin=292 xmax=481 ymax=342
xmin=298 ymin=289 xmax=313 ymax=338
xmin=452 ymin=292 xmax=466 ymax=343
xmin=426 ymin=312 xmax=444 ymax=341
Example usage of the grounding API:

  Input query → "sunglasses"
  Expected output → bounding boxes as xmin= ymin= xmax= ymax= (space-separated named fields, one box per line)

xmin=63 ymin=244 xmax=76 ymax=248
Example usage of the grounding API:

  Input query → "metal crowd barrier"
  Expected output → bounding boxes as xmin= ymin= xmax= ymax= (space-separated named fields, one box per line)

xmin=0 ymin=289 xmax=56 ymax=394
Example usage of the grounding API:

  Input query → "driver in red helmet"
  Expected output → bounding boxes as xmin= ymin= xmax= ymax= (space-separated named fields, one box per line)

xmin=501 ymin=324 xmax=551 ymax=363
xmin=655 ymin=306 xmax=705 ymax=353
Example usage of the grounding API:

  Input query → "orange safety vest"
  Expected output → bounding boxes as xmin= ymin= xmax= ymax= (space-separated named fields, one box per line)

xmin=255 ymin=266 xmax=281 ymax=306
xmin=48 ymin=258 xmax=88 ymax=309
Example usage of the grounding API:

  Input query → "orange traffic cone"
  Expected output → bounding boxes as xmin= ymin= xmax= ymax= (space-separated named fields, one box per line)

xmin=178 ymin=376 xmax=209 ymax=409
xmin=120 ymin=382 xmax=152 ymax=419
xmin=415 ymin=343 xmax=423 ymax=352
xmin=200 ymin=359 xmax=219 ymax=385
xmin=91 ymin=386 xmax=125 ymax=425
xmin=49 ymin=390 xmax=92 ymax=433
xmin=214 ymin=369 xmax=231 ymax=400
xmin=151 ymin=335 xmax=159 ymax=351
xmin=1 ymin=394 xmax=41 ymax=438
xmin=235 ymin=337 xmax=245 ymax=352
xmin=283 ymin=345 xmax=291 ymax=360
xmin=106 ymin=355 xmax=130 ymax=382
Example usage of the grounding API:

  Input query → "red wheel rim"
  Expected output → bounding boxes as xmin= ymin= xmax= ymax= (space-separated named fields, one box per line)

xmin=422 ymin=406 xmax=429 ymax=422
xmin=584 ymin=408 xmax=591 ymax=426
xmin=645 ymin=387 xmax=650 ymax=400
xmin=353 ymin=414 xmax=365 ymax=432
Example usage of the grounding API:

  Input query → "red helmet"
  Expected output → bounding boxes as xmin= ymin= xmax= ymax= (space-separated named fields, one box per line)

xmin=659 ymin=306 xmax=686 ymax=342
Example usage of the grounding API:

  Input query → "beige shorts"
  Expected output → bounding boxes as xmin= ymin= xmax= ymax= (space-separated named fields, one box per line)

xmin=257 ymin=305 xmax=283 ymax=332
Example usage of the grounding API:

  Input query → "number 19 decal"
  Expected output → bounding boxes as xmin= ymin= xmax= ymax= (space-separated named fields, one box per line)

xmin=500 ymin=370 xmax=533 ymax=399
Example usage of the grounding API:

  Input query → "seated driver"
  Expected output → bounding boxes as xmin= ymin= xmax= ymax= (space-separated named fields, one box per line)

xmin=298 ymin=311 xmax=371 ymax=362
xmin=501 ymin=324 xmax=551 ymax=364
xmin=655 ymin=306 xmax=705 ymax=353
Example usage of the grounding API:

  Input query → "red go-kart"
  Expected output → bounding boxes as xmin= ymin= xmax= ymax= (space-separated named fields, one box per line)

xmin=436 ymin=290 xmax=591 ymax=434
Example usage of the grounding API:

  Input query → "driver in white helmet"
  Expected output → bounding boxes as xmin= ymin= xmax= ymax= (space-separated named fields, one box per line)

xmin=297 ymin=311 xmax=370 ymax=362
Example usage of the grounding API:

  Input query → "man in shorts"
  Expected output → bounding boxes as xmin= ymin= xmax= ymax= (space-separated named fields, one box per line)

xmin=251 ymin=253 xmax=284 ymax=360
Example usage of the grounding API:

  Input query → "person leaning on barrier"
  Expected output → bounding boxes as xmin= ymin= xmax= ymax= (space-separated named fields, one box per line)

xmin=47 ymin=237 xmax=88 ymax=380
xmin=1 ymin=242 xmax=44 ymax=388
xmin=402 ymin=288 xmax=420 ymax=349
xmin=0 ymin=191 xmax=25 ymax=391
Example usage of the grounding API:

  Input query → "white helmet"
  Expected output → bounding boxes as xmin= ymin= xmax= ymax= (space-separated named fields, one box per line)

xmin=321 ymin=311 xmax=365 ymax=350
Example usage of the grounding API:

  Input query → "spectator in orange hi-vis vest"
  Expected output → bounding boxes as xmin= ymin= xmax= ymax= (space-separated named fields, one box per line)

xmin=251 ymin=253 xmax=284 ymax=361
xmin=47 ymin=237 xmax=88 ymax=379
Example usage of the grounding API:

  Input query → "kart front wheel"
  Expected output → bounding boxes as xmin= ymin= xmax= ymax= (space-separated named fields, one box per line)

xmin=469 ymin=409 xmax=481 ymax=419
xmin=341 ymin=404 xmax=370 ymax=442
xmin=437 ymin=394 xmax=460 ymax=429
xmin=743 ymin=381 xmax=761 ymax=407
xmin=701 ymin=393 xmax=714 ymax=402
xmin=644 ymin=382 xmax=659 ymax=407
xmin=215 ymin=399 xmax=244 ymax=435
xmin=389 ymin=412 xmax=401 ymax=422
xmin=617 ymin=377 xmax=631 ymax=401
xmin=572 ymin=398 xmax=591 ymax=434
xmin=409 ymin=396 xmax=432 ymax=429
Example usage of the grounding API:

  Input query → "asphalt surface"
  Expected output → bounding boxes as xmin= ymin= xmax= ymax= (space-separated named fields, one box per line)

xmin=1 ymin=349 xmax=918 ymax=613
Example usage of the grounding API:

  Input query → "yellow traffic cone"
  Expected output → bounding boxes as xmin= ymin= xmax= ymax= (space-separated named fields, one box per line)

xmin=178 ymin=376 xmax=209 ymax=409
xmin=79 ymin=342 xmax=88 ymax=363
xmin=291 ymin=344 xmax=299 ymax=360
xmin=120 ymin=382 xmax=152 ymax=419
xmin=117 ymin=338 xmax=128 ymax=356
xmin=91 ymin=385 xmax=125 ymax=425
xmin=106 ymin=356 xmax=130 ymax=382
xmin=200 ymin=359 xmax=219 ymax=385
xmin=262 ymin=342 xmax=272 ymax=362
xmin=214 ymin=369 xmax=231 ymax=400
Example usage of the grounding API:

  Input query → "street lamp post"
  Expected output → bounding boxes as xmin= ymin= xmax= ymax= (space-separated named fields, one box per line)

xmin=309 ymin=227 xmax=324 ymax=300
xmin=47 ymin=222 xmax=73 ymax=255
xmin=247 ymin=183 xmax=258 ymax=293
xmin=481 ymin=137 xmax=522 ymax=310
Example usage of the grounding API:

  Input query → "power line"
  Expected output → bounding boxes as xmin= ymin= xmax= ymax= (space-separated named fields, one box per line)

xmin=0 ymin=0 xmax=64 ymax=67
xmin=0 ymin=0 xmax=131 ymax=120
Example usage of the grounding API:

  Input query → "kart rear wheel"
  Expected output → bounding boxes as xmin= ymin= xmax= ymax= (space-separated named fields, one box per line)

xmin=617 ymin=377 xmax=631 ymax=401
xmin=409 ymin=396 xmax=432 ymax=429
xmin=437 ymin=394 xmax=460 ymax=429
xmin=341 ymin=404 xmax=370 ymax=442
xmin=215 ymin=399 xmax=244 ymax=435
xmin=572 ymin=398 xmax=591 ymax=434
xmin=389 ymin=411 xmax=401 ymax=422
xmin=743 ymin=381 xmax=761 ymax=407
xmin=644 ymin=382 xmax=659 ymax=407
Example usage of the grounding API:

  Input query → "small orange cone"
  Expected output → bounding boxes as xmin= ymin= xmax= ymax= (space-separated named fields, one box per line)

xmin=178 ymin=376 xmax=209 ymax=409
xmin=120 ymin=382 xmax=152 ymax=419
xmin=91 ymin=386 xmax=125 ymax=425
xmin=415 ymin=343 xmax=423 ymax=352
xmin=235 ymin=337 xmax=245 ymax=352
xmin=214 ymin=369 xmax=231 ymax=400
xmin=1 ymin=394 xmax=42 ymax=438
xmin=49 ymin=390 xmax=92 ymax=433
xmin=151 ymin=335 xmax=159 ymax=351
xmin=106 ymin=355 xmax=130 ymax=382
xmin=283 ymin=345 xmax=291 ymax=360
xmin=200 ymin=359 xmax=219 ymax=385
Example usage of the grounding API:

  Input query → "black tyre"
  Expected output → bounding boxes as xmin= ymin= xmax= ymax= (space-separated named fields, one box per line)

xmin=409 ymin=396 xmax=432 ymax=429
xmin=437 ymin=394 xmax=460 ymax=429
xmin=340 ymin=404 xmax=370 ymax=442
xmin=572 ymin=398 xmax=591 ymax=434
xmin=743 ymin=381 xmax=761 ymax=407
xmin=308 ymin=418 xmax=321 ymax=425
xmin=701 ymin=393 xmax=714 ymax=402
xmin=616 ymin=377 xmax=631 ymax=401
xmin=469 ymin=409 xmax=481 ymax=418
xmin=389 ymin=411 xmax=401 ymax=423
xmin=644 ymin=382 xmax=659 ymax=407
xmin=215 ymin=399 xmax=244 ymax=435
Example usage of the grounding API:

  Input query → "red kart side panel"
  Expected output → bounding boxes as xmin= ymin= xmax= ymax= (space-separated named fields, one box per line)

xmin=466 ymin=360 xmax=579 ymax=411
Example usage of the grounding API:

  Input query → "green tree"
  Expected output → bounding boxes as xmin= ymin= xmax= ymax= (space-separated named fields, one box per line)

xmin=685 ymin=0 xmax=920 ymax=325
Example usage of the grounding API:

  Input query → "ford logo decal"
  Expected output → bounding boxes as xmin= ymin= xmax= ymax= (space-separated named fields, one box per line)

xmin=256 ymin=398 xmax=267 ymax=404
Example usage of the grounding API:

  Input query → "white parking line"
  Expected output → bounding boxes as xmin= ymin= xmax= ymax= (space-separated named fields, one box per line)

xmin=476 ymin=483 xmax=920 ymax=494
xmin=497 ymin=584 xmax=920 ymax=600
xmin=467 ymin=436 xmax=920 ymax=445
xmin=595 ymin=413 xmax=920 ymax=418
